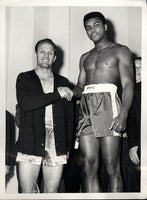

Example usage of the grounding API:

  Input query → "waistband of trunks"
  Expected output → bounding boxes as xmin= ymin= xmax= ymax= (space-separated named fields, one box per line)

xmin=82 ymin=83 xmax=117 ymax=94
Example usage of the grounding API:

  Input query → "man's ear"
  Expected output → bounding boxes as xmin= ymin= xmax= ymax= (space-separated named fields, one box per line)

xmin=104 ymin=24 xmax=108 ymax=31
xmin=53 ymin=55 xmax=56 ymax=62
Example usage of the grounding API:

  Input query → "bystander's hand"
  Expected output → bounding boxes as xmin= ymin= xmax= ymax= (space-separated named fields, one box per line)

xmin=129 ymin=146 xmax=140 ymax=165
xmin=15 ymin=104 xmax=20 ymax=128
xmin=5 ymin=165 xmax=10 ymax=175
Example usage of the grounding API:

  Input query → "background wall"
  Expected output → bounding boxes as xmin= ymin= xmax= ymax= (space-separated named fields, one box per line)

xmin=6 ymin=6 xmax=141 ymax=193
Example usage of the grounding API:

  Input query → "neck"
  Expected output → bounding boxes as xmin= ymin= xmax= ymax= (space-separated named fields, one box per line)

xmin=94 ymin=36 xmax=110 ymax=51
xmin=35 ymin=66 xmax=53 ymax=80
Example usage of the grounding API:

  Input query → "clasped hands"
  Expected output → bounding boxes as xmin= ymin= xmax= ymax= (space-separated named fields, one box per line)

xmin=58 ymin=87 xmax=73 ymax=101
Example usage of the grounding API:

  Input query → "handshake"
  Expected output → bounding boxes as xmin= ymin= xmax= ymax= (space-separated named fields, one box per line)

xmin=58 ymin=87 xmax=73 ymax=101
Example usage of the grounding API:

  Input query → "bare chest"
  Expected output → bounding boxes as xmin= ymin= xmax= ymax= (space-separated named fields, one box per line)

xmin=84 ymin=50 xmax=118 ymax=72
xmin=40 ymin=77 xmax=54 ymax=93
xmin=84 ymin=49 xmax=120 ymax=84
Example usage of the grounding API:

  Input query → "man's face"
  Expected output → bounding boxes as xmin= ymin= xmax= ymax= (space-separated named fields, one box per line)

xmin=36 ymin=42 xmax=56 ymax=69
xmin=84 ymin=17 xmax=107 ymax=42
xmin=135 ymin=59 xmax=141 ymax=83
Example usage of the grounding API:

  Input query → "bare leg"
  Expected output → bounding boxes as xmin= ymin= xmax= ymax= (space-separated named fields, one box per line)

xmin=42 ymin=164 xmax=63 ymax=193
xmin=100 ymin=136 xmax=123 ymax=192
xmin=79 ymin=134 xmax=101 ymax=192
xmin=18 ymin=162 xmax=41 ymax=193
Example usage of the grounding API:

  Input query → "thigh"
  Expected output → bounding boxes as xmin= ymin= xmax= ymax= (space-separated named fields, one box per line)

xmin=18 ymin=162 xmax=41 ymax=193
xmin=42 ymin=165 xmax=63 ymax=192
xmin=79 ymin=134 xmax=100 ymax=161
xmin=100 ymin=136 xmax=121 ymax=166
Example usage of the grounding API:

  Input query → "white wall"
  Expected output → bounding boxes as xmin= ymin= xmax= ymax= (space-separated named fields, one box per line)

xmin=6 ymin=6 xmax=141 ymax=114
xmin=6 ymin=6 xmax=141 ymax=193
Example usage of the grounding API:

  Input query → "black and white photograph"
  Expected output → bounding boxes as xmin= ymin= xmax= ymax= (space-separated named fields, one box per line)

xmin=0 ymin=0 xmax=147 ymax=199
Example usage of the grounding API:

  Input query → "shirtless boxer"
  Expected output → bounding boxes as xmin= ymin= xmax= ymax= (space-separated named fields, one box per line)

xmin=60 ymin=12 xmax=134 ymax=192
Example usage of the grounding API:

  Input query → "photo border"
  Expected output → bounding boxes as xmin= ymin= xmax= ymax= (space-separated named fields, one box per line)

xmin=0 ymin=0 xmax=147 ymax=199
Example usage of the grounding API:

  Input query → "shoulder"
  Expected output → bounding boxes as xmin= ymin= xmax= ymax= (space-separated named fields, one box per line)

xmin=80 ymin=49 xmax=94 ymax=61
xmin=17 ymin=70 xmax=34 ymax=79
xmin=16 ymin=70 xmax=35 ymax=84
xmin=114 ymin=44 xmax=132 ymax=58
xmin=54 ymin=73 xmax=73 ymax=88
xmin=54 ymin=73 xmax=70 ymax=83
xmin=79 ymin=49 xmax=94 ymax=69
xmin=54 ymin=73 xmax=68 ymax=81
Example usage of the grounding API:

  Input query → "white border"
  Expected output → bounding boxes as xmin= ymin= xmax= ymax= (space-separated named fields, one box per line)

xmin=0 ymin=0 xmax=147 ymax=199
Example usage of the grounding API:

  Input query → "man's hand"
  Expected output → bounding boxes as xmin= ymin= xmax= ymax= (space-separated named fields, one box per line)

xmin=5 ymin=165 xmax=10 ymax=175
xmin=57 ymin=87 xmax=73 ymax=101
xmin=109 ymin=113 xmax=127 ymax=133
xmin=129 ymin=146 xmax=140 ymax=165
xmin=15 ymin=104 xmax=20 ymax=128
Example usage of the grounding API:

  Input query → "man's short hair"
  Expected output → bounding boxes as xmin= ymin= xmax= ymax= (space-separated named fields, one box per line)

xmin=35 ymin=38 xmax=56 ymax=54
xmin=83 ymin=12 xmax=106 ymax=26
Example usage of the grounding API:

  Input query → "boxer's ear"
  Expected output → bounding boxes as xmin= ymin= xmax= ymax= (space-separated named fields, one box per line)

xmin=104 ymin=24 xmax=108 ymax=31
xmin=53 ymin=55 xmax=56 ymax=62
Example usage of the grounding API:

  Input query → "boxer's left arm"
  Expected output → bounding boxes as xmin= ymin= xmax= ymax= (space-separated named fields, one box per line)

xmin=110 ymin=45 xmax=134 ymax=133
